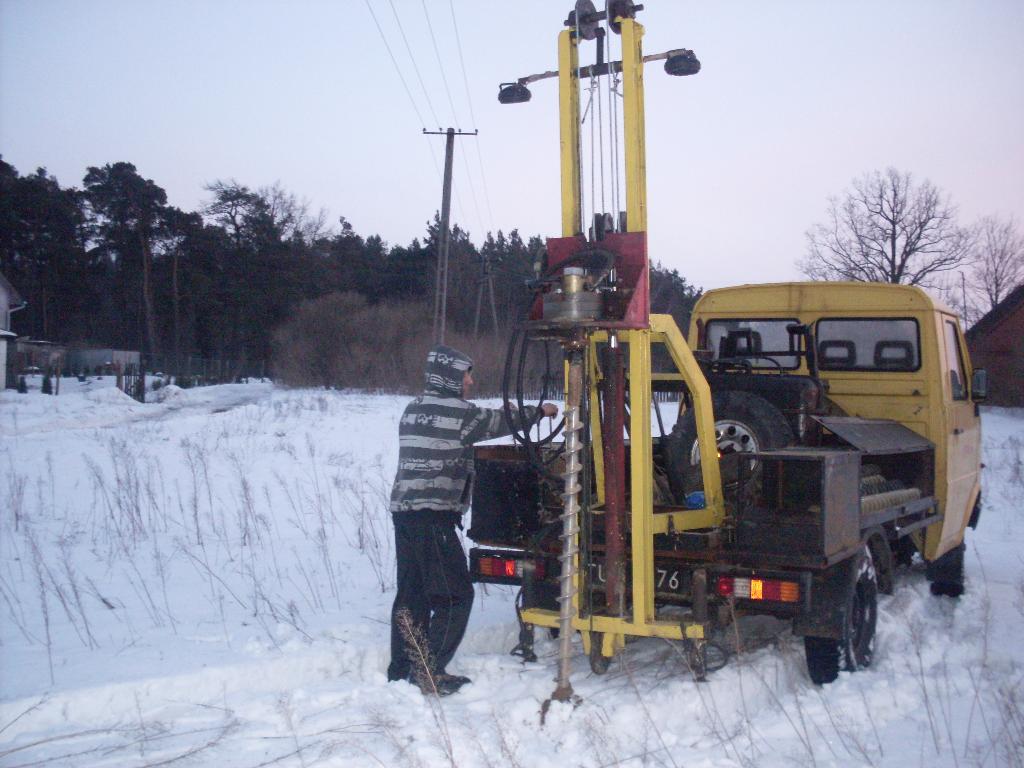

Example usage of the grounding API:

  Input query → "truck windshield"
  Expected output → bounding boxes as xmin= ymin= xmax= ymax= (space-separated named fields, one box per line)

xmin=816 ymin=318 xmax=920 ymax=372
xmin=706 ymin=319 xmax=800 ymax=370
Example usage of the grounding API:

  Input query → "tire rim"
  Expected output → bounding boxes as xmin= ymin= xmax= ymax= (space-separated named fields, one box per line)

xmin=689 ymin=419 xmax=761 ymax=465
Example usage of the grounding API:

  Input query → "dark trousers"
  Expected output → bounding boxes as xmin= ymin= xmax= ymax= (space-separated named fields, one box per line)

xmin=387 ymin=518 xmax=475 ymax=682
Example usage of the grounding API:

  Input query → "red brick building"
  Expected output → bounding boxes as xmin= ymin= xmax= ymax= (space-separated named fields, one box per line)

xmin=966 ymin=284 xmax=1024 ymax=407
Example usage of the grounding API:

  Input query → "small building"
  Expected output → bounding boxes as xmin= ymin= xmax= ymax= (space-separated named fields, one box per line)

xmin=966 ymin=284 xmax=1024 ymax=407
xmin=13 ymin=338 xmax=68 ymax=373
xmin=65 ymin=347 xmax=141 ymax=375
xmin=0 ymin=271 xmax=27 ymax=388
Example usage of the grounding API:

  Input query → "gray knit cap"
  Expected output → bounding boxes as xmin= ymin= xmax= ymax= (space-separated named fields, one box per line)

xmin=424 ymin=344 xmax=473 ymax=396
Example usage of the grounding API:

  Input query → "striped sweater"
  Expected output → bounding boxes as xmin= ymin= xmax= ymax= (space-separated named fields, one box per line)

xmin=390 ymin=346 xmax=539 ymax=520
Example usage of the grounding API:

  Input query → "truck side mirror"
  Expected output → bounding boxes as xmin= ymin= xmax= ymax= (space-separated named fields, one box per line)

xmin=971 ymin=368 xmax=988 ymax=402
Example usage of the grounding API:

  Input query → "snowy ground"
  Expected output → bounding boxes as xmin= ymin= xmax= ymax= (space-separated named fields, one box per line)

xmin=1 ymin=379 xmax=1022 ymax=767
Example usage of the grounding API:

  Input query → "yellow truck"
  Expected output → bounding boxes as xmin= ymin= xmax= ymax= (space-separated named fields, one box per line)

xmin=682 ymin=281 xmax=984 ymax=571
xmin=470 ymin=280 xmax=986 ymax=684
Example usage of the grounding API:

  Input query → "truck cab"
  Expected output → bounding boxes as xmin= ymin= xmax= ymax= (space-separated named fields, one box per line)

xmin=687 ymin=281 xmax=984 ymax=562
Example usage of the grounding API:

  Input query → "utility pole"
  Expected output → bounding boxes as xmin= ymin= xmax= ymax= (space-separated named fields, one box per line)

xmin=473 ymin=254 xmax=500 ymax=338
xmin=425 ymin=127 xmax=477 ymax=344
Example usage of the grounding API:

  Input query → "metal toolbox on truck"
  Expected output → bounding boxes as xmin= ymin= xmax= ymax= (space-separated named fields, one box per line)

xmin=733 ymin=449 xmax=861 ymax=567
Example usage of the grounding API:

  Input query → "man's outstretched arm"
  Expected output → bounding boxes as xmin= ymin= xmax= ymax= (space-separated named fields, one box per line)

xmin=460 ymin=402 xmax=559 ymax=445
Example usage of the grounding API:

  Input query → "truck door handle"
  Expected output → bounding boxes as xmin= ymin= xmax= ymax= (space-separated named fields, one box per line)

xmin=953 ymin=428 xmax=963 ymax=435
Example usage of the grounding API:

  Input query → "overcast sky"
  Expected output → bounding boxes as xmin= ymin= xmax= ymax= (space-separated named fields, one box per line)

xmin=2 ymin=0 xmax=1022 ymax=291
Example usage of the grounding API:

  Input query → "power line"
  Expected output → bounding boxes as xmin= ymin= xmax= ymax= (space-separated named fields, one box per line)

xmin=421 ymin=0 xmax=461 ymax=127
xmin=363 ymin=1 xmax=467 ymax=238
xmin=388 ymin=0 xmax=443 ymax=131
xmin=448 ymin=0 xmax=496 ymax=235
xmin=362 ymin=0 xmax=428 ymax=130
xmin=421 ymin=0 xmax=485 ymax=239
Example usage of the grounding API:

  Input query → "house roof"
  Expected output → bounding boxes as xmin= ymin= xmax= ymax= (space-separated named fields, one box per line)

xmin=0 ymin=271 xmax=25 ymax=305
xmin=966 ymin=283 xmax=1024 ymax=342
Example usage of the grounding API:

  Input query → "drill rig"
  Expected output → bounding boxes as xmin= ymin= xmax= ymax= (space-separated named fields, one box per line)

xmin=485 ymin=1 xmax=718 ymax=699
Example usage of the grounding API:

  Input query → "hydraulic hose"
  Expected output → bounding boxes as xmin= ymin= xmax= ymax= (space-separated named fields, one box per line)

xmin=502 ymin=325 xmax=565 ymax=483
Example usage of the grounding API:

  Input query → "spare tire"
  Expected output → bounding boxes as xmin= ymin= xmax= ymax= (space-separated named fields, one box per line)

xmin=663 ymin=390 xmax=793 ymax=503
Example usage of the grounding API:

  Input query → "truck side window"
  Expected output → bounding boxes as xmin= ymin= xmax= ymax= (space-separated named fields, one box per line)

xmin=944 ymin=320 xmax=967 ymax=400
xmin=816 ymin=318 xmax=920 ymax=372
xmin=706 ymin=319 xmax=800 ymax=369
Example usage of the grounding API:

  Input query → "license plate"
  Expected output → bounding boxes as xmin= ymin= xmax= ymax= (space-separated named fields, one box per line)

xmin=589 ymin=562 xmax=684 ymax=593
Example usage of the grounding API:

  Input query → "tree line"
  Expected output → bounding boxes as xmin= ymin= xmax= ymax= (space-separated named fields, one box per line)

xmin=5 ymin=157 xmax=1018 ymax=386
xmin=0 ymin=158 xmax=701 ymax=390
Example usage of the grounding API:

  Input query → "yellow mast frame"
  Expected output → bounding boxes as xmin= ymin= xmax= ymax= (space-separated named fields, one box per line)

xmin=521 ymin=18 xmax=724 ymax=660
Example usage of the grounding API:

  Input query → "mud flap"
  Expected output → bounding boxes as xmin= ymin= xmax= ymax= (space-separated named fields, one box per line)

xmin=926 ymin=541 xmax=965 ymax=597
xmin=792 ymin=557 xmax=857 ymax=640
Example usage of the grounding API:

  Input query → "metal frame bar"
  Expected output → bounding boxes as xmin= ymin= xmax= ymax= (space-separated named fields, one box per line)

xmin=621 ymin=19 xmax=647 ymax=232
xmin=558 ymin=30 xmax=582 ymax=237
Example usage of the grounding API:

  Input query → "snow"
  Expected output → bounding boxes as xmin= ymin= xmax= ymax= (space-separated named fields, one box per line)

xmin=1 ymin=381 xmax=1022 ymax=767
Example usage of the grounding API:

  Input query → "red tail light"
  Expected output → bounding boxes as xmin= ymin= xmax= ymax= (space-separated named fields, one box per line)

xmin=716 ymin=575 xmax=799 ymax=603
xmin=477 ymin=556 xmax=545 ymax=580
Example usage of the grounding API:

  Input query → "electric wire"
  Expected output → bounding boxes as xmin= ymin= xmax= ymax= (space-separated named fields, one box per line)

xmin=448 ymin=0 xmax=496 ymax=235
xmin=387 ymin=0 xmax=443 ymax=130
xmin=367 ymin=0 xmax=468 ymax=236
xmin=420 ymin=0 xmax=486 ymax=241
xmin=421 ymin=0 xmax=462 ymax=128
xmin=363 ymin=0 xmax=428 ymax=130
xmin=458 ymin=139 xmax=486 ymax=240
xmin=363 ymin=0 xmax=455 ymax=222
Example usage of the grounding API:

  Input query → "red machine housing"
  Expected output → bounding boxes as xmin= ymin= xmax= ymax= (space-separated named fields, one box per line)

xmin=529 ymin=232 xmax=650 ymax=329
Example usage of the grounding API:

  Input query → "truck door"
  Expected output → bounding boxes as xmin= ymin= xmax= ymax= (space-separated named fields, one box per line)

xmin=938 ymin=315 xmax=980 ymax=549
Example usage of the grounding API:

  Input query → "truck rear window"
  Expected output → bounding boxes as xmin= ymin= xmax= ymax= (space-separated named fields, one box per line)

xmin=816 ymin=318 xmax=920 ymax=372
xmin=706 ymin=319 xmax=800 ymax=370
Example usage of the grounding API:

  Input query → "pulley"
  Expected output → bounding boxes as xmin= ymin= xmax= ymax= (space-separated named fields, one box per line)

xmin=606 ymin=0 xmax=641 ymax=34
xmin=569 ymin=1 xmax=600 ymax=41
xmin=565 ymin=0 xmax=643 ymax=37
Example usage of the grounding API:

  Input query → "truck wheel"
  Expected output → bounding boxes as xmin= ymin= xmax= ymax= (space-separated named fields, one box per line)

xmin=804 ymin=546 xmax=878 ymax=685
xmin=664 ymin=390 xmax=793 ymax=501
xmin=927 ymin=541 xmax=965 ymax=597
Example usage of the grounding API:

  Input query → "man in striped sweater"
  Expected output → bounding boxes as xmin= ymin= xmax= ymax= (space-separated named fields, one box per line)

xmin=387 ymin=344 xmax=558 ymax=695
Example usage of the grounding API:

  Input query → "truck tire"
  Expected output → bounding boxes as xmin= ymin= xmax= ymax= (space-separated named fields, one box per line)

xmin=865 ymin=528 xmax=895 ymax=595
xmin=968 ymin=493 xmax=982 ymax=529
xmin=927 ymin=541 xmax=965 ymax=597
xmin=804 ymin=546 xmax=878 ymax=685
xmin=664 ymin=390 xmax=793 ymax=502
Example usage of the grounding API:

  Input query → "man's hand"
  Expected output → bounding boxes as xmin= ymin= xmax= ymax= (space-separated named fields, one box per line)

xmin=540 ymin=403 xmax=559 ymax=419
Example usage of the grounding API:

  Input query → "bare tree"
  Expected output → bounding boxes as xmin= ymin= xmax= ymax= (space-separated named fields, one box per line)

xmin=968 ymin=215 xmax=1023 ymax=311
xmin=258 ymin=182 xmax=329 ymax=244
xmin=800 ymin=168 xmax=973 ymax=286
